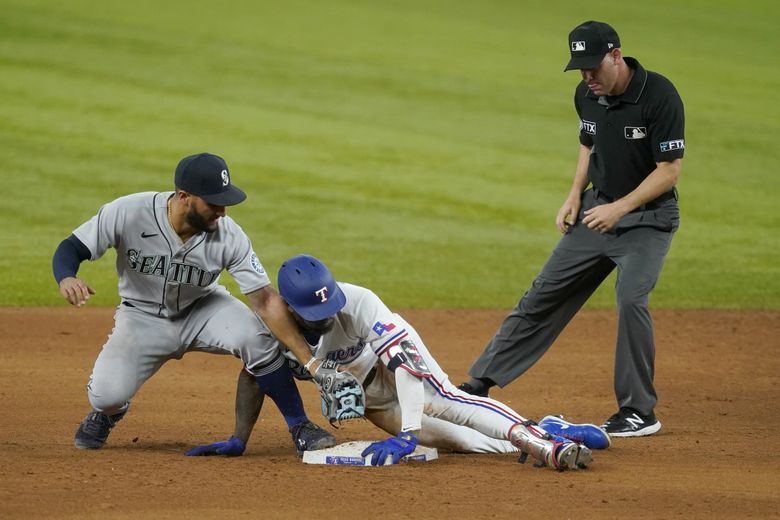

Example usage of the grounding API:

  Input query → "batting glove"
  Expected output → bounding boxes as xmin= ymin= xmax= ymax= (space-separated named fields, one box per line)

xmin=185 ymin=436 xmax=246 ymax=457
xmin=361 ymin=432 xmax=418 ymax=466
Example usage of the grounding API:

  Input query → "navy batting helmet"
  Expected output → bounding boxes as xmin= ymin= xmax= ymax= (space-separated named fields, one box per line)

xmin=278 ymin=254 xmax=346 ymax=321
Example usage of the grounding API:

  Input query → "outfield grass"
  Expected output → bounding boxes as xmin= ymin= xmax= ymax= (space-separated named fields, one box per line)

xmin=1 ymin=0 xmax=777 ymax=308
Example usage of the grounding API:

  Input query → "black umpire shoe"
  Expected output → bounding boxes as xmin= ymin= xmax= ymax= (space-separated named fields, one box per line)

xmin=457 ymin=380 xmax=490 ymax=397
xmin=602 ymin=408 xmax=662 ymax=437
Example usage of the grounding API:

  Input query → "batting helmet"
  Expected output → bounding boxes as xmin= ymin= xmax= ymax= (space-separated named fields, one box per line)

xmin=278 ymin=254 xmax=346 ymax=321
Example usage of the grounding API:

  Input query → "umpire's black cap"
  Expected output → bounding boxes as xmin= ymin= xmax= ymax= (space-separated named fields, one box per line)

xmin=564 ymin=20 xmax=621 ymax=71
xmin=174 ymin=153 xmax=246 ymax=206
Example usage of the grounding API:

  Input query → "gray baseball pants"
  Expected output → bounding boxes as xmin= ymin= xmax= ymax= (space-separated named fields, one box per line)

xmin=86 ymin=286 xmax=283 ymax=415
xmin=469 ymin=188 xmax=678 ymax=415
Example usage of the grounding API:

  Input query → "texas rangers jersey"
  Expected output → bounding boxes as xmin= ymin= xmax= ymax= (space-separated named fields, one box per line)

xmin=307 ymin=283 xmax=412 ymax=383
xmin=72 ymin=191 xmax=270 ymax=318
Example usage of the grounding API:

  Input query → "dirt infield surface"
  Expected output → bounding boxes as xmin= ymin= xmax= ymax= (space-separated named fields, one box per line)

xmin=1 ymin=308 xmax=778 ymax=519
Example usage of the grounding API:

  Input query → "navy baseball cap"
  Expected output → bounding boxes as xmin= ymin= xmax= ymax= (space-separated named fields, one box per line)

xmin=174 ymin=153 xmax=246 ymax=206
xmin=564 ymin=20 xmax=621 ymax=71
xmin=278 ymin=254 xmax=346 ymax=321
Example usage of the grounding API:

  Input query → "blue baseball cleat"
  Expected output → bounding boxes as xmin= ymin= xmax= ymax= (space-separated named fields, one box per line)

xmin=538 ymin=415 xmax=611 ymax=450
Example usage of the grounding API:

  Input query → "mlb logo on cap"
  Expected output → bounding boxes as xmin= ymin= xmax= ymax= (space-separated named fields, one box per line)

xmin=564 ymin=20 xmax=621 ymax=71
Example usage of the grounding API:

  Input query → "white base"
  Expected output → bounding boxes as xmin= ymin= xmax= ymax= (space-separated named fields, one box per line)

xmin=302 ymin=441 xmax=438 ymax=466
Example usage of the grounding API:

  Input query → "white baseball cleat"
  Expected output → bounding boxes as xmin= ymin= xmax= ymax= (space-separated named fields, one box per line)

xmin=510 ymin=422 xmax=592 ymax=470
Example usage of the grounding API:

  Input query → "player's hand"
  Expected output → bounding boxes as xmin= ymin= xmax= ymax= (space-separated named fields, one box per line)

xmin=361 ymin=432 xmax=418 ymax=466
xmin=59 ymin=277 xmax=95 ymax=307
xmin=556 ymin=197 xmax=581 ymax=234
xmin=185 ymin=436 xmax=246 ymax=457
xmin=582 ymin=201 xmax=628 ymax=234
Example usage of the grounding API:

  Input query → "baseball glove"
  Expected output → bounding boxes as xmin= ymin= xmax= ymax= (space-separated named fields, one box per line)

xmin=314 ymin=359 xmax=366 ymax=426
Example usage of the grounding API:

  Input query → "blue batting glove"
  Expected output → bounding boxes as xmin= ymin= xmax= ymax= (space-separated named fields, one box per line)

xmin=185 ymin=436 xmax=246 ymax=457
xmin=361 ymin=432 xmax=418 ymax=466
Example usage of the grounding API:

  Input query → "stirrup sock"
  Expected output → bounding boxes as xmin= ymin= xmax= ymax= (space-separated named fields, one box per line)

xmin=255 ymin=362 xmax=307 ymax=429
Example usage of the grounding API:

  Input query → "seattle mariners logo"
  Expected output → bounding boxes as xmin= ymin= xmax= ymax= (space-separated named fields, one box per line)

xmin=250 ymin=253 xmax=265 ymax=275
xmin=315 ymin=286 xmax=328 ymax=302
xmin=221 ymin=169 xmax=230 ymax=186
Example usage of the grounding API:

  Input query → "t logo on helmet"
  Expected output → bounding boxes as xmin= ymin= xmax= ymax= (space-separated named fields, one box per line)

xmin=315 ymin=286 xmax=329 ymax=303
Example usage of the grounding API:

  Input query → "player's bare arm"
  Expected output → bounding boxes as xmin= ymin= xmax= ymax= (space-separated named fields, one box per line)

xmin=556 ymin=144 xmax=592 ymax=233
xmin=184 ymin=369 xmax=264 ymax=457
xmin=582 ymin=158 xmax=682 ymax=233
xmin=233 ymin=369 xmax=264 ymax=444
xmin=246 ymin=286 xmax=321 ymax=372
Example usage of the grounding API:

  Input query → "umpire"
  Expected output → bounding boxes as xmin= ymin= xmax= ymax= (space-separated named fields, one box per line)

xmin=459 ymin=20 xmax=685 ymax=437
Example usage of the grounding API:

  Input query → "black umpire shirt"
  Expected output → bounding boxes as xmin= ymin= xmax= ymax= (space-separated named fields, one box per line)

xmin=575 ymin=57 xmax=685 ymax=200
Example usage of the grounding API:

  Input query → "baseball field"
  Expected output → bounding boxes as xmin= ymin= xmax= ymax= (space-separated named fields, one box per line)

xmin=1 ymin=0 xmax=778 ymax=518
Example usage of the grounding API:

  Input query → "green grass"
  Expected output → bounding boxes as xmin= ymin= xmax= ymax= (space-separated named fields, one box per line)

xmin=1 ymin=0 xmax=778 ymax=308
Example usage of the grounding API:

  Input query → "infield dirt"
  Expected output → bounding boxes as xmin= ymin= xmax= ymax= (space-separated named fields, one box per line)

xmin=1 ymin=308 xmax=778 ymax=519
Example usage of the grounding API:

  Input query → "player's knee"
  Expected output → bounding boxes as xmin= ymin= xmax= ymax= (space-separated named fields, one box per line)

xmin=234 ymin=329 xmax=281 ymax=363
xmin=87 ymin=378 xmax=133 ymax=414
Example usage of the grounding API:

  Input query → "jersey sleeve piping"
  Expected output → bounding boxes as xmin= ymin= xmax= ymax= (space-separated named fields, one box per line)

xmin=374 ymin=328 xmax=409 ymax=358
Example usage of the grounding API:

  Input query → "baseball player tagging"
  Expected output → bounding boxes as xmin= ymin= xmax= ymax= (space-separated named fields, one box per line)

xmin=53 ymin=153 xmax=334 ymax=454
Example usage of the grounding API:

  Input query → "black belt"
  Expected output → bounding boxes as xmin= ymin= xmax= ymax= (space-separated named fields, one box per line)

xmin=592 ymin=187 xmax=677 ymax=211
xmin=121 ymin=301 xmax=135 ymax=308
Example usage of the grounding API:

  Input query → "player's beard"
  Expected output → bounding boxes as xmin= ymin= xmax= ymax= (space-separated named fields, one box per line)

xmin=292 ymin=312 xmax=335 ymax=335
xmin=185 ymin=206 xmax=218 ymax=234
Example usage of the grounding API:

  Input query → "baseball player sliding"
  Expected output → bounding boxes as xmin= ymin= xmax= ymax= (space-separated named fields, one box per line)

xmin=188 ymin=255 xmax=609 ymax=469
xmin=52 ymin=153 xmax=335 ymax=455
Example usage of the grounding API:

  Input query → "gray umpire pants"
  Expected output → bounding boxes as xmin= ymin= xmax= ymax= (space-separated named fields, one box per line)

xmin=469 ymin=188 xmax=679 ymax=415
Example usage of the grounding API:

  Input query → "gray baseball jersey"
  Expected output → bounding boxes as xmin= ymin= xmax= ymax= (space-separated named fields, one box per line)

xmin=74 ymin=191 xmax=283 ymax=416
xmin=73 ymin=191 xmax=270 ymax=316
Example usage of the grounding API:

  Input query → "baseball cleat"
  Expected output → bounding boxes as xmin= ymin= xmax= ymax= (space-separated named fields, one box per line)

xmin=74 ymin=409 xmax=127 ymax=450
xmin=553 ymin=441 xmax=581 ymax=470
xmin=548 ymin=433 xmax=592 ymax=470
xmin=290 ymin=420 xmax=336 ymax=457
xmin=539 ymin=415 xmax=611 ymax=449
xmin=510 ymin=422 xmax=591 ymax=470
xmin=572 ymin=444 xmax=593 ymax=469
xmin=602 ymin=408 xmax=661 ymax=437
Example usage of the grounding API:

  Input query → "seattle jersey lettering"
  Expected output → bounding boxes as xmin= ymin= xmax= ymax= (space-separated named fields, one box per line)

xmin=126 ymin=249 xmax=219 ymax=287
